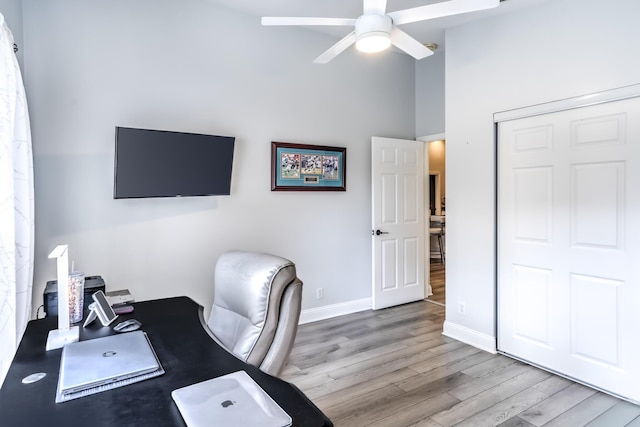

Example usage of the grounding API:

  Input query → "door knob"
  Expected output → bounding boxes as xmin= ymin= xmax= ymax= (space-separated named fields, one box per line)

xmin=373 ymin=229 xmax=389 ymax=236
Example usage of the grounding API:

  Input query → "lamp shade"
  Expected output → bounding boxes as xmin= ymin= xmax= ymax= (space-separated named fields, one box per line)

xmin=356 ymin=32 xmax=391 ymax=53
xmin=355 ymin=14 xmax=392 ymax=54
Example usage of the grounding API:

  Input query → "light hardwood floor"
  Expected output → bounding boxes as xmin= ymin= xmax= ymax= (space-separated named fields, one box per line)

xmin=427 ymin=259 xmax=445 ymax=305
xmin=282 ymin=295 xmax=640 ymax=426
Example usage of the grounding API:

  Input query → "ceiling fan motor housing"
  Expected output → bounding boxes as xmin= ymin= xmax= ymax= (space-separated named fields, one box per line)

xmin=355 ymin=14 xmax=393 ymax=52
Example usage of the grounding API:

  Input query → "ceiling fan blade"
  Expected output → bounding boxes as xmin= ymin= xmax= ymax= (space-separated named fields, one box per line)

xmin=390 ymin=27 xmax=434 ymax=60
xmin=262 ymin=17 xmax=356 ymax=26
xmin=388 ymin=0 xmax=500 ymax=26
xmin=363 ymin=0 xmax=387 ymax=15
xmin=313 ymin=31 xmax=357 ymax=64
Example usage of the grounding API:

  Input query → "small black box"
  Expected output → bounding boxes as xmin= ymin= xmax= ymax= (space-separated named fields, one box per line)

xmin=43 ymin=275 xmax=106 ymax=316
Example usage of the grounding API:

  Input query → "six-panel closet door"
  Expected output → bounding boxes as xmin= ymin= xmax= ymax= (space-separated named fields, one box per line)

xmin=497 ymin=96 xmax=640 ymax=403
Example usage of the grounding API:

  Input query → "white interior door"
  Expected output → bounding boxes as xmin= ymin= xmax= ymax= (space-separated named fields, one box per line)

xmin=497 ymin=96 xmax=640 ymax=402
xmin=372 ymin=137 xmax=425 ymax=310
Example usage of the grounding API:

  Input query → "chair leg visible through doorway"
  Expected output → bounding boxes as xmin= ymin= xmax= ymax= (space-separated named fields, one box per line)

xmin=429 ymin=215 xmax=445 ymax=266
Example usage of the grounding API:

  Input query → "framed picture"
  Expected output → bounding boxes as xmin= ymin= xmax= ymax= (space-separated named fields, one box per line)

xmin=271 ymin=142 xmax=346 ymax=191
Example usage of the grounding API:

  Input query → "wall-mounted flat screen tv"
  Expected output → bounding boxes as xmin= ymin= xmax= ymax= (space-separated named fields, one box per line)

xmin=114 ymin=127 xmax=235 ymax=199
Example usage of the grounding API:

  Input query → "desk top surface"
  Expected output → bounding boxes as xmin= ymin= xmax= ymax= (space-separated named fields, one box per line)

xmin=0 ymin=296 xmax=332 ymax=427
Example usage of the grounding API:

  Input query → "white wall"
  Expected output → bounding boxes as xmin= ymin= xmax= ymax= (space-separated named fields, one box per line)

xmin=415 ymin=51 xmax=444 ymax=137
xmin=444 ymin=0 xmax=640 ymax=347
xmin=22 ymin=0 xmax=416 ymax=317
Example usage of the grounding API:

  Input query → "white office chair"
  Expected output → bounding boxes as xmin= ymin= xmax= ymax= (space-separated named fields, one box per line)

xmin=206 ymin=250 xmax=303 ymax=377
xmin=429 ymin=216 xmax=445 ymax=265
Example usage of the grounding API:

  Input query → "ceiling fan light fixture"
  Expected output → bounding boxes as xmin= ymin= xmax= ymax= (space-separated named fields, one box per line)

xmin=356 ymin=32 xmax=391 ymax=53
xmin=355 ymin=14 xmax=392 ymax=54
xmin=263 ymin=0 xmax=503 ymax=63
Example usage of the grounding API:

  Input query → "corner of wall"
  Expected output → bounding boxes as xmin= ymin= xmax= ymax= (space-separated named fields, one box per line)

xmin=443 ymin=320 xmax=497 ymax=354
xmin=415 ymin=52 xmax=445 ymax=138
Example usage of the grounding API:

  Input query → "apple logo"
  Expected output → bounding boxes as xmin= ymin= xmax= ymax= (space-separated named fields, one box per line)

xmin=221 ymin=400 xmax=235 ymax=408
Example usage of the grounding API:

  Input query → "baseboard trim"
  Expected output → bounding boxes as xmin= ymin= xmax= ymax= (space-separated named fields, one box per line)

xmin=443 ymin=320 xmax=497 ymax=354
xmin=299 ymin=298 xmax=372 ymax=324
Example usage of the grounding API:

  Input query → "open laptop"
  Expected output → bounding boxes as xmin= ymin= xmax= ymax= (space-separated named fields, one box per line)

xmin=172 ymin=370 xmax=292 ymax=427
xmin=56 ymin=330 xmax=164 ymax=403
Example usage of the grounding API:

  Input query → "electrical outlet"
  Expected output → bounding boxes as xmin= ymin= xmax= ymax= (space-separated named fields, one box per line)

xmin=316 ymin=288 xmax=324 ymax=299
xmin=458 ymin=302 xmax=466 ymax=315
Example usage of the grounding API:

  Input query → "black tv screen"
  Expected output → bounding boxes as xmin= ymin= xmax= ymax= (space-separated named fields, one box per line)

xmin=114 ymin=127 xmax=235 ymax=199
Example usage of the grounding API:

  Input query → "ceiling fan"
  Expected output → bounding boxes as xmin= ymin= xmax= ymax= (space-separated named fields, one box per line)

xmin=262 ymin=0 xmax=500 ymax=64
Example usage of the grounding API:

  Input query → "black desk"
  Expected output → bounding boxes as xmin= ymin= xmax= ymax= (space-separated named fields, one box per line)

xmin=0 ymin=297 xmax=332 ymax=427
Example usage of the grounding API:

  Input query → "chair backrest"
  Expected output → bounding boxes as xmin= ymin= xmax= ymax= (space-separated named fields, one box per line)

xmin=206 ymin=251 xmax=302 ymax=376
xmin=430 ymin=215 xmax=445 ymax=235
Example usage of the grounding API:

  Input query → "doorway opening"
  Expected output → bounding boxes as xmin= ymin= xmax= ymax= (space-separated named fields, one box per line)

xmin=426 ymin=139 xmax=446 ymax=306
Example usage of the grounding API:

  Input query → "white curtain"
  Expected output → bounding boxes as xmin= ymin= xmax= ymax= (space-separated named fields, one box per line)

xmin=0 ymin=14 xmax=35 ymax=387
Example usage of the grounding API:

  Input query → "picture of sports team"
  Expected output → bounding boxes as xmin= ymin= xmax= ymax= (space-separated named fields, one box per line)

xmin=281 ymin=152 xmax=340 ymax=181
xmin=301 ymin=154 xmax=322 ymax=175
xmin=322 ymin=155 xmax=339 ymax=180
xmin=280 ymin=153 xmax=300 ymax=178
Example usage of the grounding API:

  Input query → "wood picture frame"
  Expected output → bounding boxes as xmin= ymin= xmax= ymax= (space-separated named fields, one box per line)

xmin=271 ymin=141 xmax=346 ymax=191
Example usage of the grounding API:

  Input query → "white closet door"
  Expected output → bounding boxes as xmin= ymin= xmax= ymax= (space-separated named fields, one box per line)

xmin=497 ymin=96 xmax=640 ymax=403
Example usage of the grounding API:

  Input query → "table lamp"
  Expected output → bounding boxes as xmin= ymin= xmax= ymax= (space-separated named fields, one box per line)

xmin=45 ymin=245 xmax=79 ymax=350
